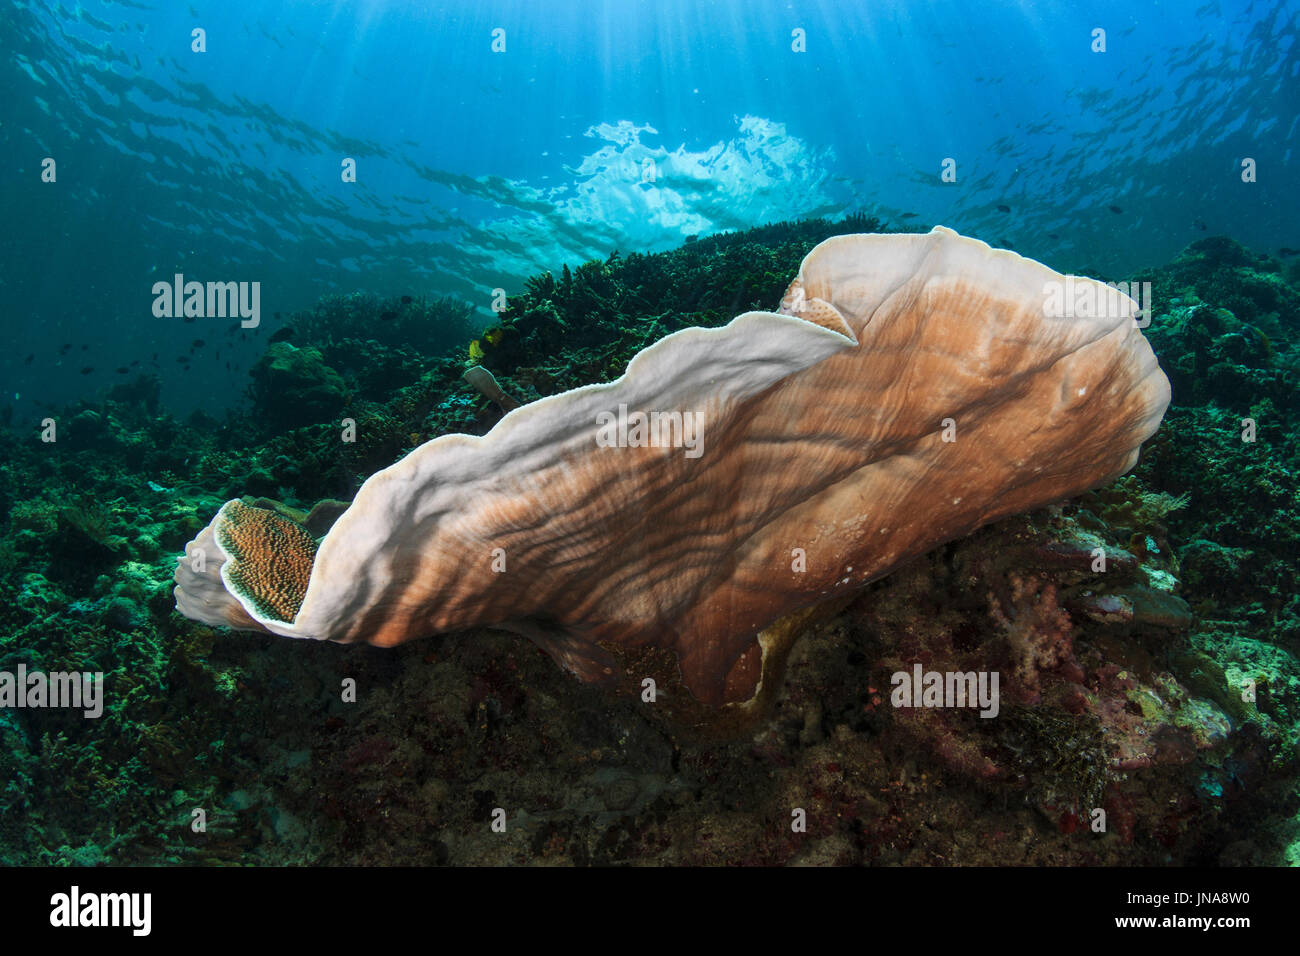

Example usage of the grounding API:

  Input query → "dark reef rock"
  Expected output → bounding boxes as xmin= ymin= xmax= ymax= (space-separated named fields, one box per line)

xmin=250 ymin=342 xmax=348 ymax=429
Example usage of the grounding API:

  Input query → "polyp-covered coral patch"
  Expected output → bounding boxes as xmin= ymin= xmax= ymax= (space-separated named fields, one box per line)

xmin=215 ymin=500 xmax=317 ymax=625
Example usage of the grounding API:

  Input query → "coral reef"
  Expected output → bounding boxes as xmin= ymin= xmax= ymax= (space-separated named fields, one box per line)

xmin=0 ymin=218 xmax=1296 ymax=865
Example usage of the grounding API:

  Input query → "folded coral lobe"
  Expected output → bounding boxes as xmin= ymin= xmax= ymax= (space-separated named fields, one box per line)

xmin=175 ymin=226 xmax=1170 ymax=707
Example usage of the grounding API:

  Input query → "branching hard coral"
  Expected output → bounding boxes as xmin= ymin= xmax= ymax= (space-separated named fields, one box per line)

xmin=288 ymin=292 xmax=478 ymax=355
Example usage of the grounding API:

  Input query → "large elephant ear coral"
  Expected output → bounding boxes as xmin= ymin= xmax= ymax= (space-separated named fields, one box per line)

xmin=175 ymin=226 xmax=1170 ymax=707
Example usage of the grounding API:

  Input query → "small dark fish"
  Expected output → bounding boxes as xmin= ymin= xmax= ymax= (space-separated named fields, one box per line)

xmin=115 ymin=367 xmax=129 ymax=374
xmin=1278 ymin=247 xmax=1299 ymax=257
xmin=400 ymin=295 xmax=413 ymax=305
xmin=176 ymin=357 xmax=188 ymax=363
xmin=192 ymin=338 xmax=205 ymax=348
xmin=1194 ymin=219 xmax=1207 ymax=231
xmin=24 ymin=354 xmax=34 ymax=365
xmin=1108 ymin=205 xmax=1123 ymax=214
xmin=997 ymin=238 xmax=1015 ymax=249
xmin=151 ymin=352 xmax=158 ymax=361
xmin=81 ymin=344 xmax=89 ymax=351
xmin=996 ymin=204 xmax=1010 ymax=213
xmin=269 ymin=327 xmax=293 ymax=344
xmin=1048 ymin=233 xmax=1060 ymax=240
xmin=80 ymin=366 xmax=94 ymax=374
xmin=379 ymin=310 xmax=398 ymax=321
xmin=225 ymin=362 xmax=232 ymax=370
xmin=900 ymin=212 xmax=918 ymax=219
xmin=60 ymin=343 xmax=73 ymax=354
xmin=130 ymin=360 xmax=139 ymax=367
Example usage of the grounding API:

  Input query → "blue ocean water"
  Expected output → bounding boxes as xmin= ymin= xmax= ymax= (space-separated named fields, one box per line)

xmin=4 ymin=0 xmax=1300 ymax=882
xmin=2 ymin=0 xmax=1296 ymax=410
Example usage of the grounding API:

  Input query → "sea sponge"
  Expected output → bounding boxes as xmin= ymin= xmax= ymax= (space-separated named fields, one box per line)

xmin=175 ymin=227 xmax=1170 ymax=706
